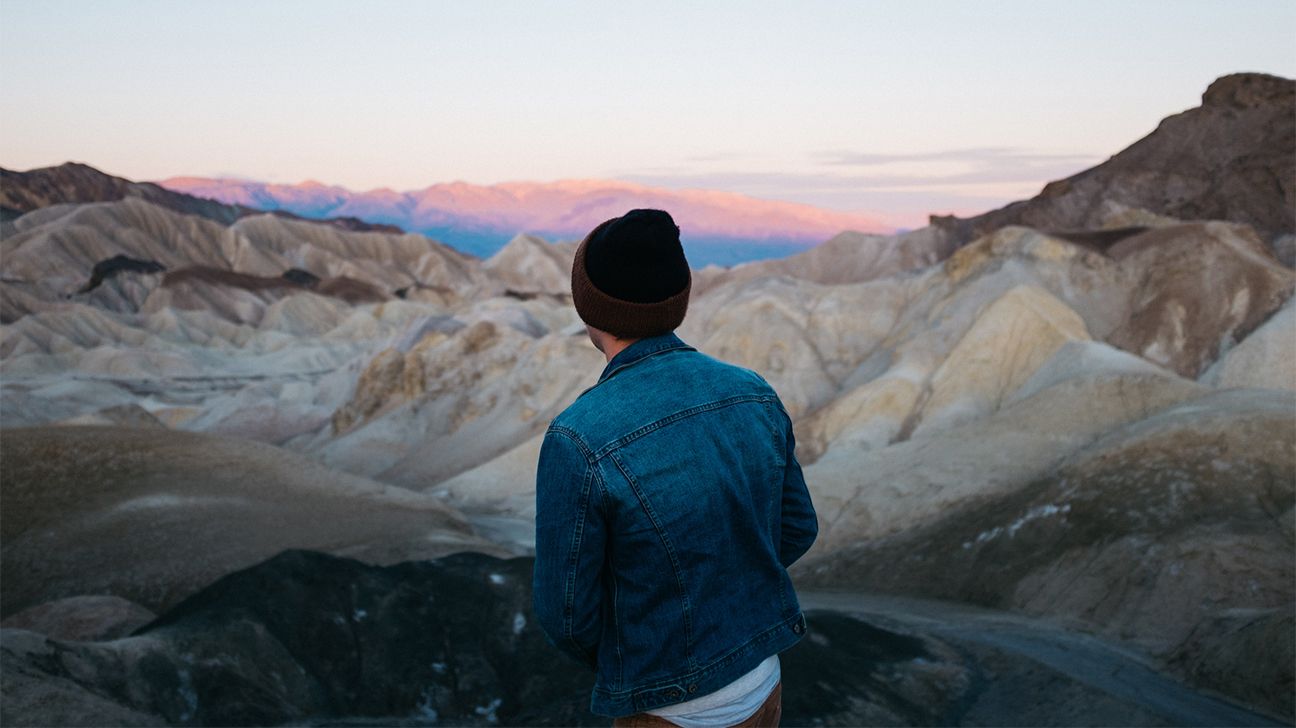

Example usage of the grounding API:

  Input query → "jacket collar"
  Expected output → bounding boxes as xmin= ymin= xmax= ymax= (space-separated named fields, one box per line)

xmin=597 ymin=332 xmax=695 ymax=384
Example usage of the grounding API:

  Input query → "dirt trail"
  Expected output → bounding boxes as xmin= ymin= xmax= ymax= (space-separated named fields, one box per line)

xmin=800 ymin=590 xmax=1284 ymax=727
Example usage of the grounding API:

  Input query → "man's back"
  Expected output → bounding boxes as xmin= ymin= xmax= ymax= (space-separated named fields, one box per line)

xmin=533 ymin=333 xmax=817 ymax=718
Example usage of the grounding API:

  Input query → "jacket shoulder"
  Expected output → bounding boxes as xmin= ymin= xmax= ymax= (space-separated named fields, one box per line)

xmin=682 ymin=348 xmax=783 ymax=400
xmin=551 ymin=349 xmax=781 ymax=439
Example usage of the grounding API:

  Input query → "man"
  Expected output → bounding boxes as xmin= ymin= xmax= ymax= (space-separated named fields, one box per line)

xmin=533 ymin=209 xmax=818 ymax=727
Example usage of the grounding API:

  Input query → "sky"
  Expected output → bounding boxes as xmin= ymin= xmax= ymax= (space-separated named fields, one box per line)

xmin=1 ymin=0 xmax=1293 ymax=227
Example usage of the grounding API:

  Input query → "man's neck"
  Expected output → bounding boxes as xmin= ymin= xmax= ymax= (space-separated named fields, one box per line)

xmin=587 ymin=326 xmax=639 ymax=363
xmin=600 ymin=336 xmax=636 ymax=363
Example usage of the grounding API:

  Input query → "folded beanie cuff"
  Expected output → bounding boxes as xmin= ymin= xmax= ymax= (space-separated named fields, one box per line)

xmin=572 ymin=235 xmax=691 ymax=339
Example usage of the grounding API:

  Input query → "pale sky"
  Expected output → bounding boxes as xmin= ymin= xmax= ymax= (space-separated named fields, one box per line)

xmin=1 ymin=0 xmax=1293 ymax=226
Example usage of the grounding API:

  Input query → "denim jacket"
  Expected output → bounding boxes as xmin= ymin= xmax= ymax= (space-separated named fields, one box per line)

xmin=533 ymin=333 xmax=818 ymax=717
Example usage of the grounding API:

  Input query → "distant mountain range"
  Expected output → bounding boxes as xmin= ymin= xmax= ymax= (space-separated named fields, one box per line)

xmin=158 ymin=176 xmax=890 ymax=265
xmin=0 ymin=163 xmax=400 ymax=235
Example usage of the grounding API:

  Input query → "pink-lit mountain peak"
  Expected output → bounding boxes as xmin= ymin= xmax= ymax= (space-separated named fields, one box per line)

xmin=159 ymin=175 xmax=890 ymax=263
xmin=163 ymin=176 xmax=886 ymax=237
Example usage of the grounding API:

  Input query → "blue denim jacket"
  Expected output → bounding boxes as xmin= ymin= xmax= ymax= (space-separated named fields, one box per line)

xmin=533 ymin=333 xmax=818 ymax=718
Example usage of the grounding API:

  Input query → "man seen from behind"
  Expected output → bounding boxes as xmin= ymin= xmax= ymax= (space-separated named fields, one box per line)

xmin=533 ymin=209 xmax=818 ymax=727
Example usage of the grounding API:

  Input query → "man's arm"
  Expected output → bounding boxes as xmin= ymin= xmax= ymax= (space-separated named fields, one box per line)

xmin=532 ymin=428 xmax=606 ymax=669
xmin=778 ymin=410 xmax=818 ymax=567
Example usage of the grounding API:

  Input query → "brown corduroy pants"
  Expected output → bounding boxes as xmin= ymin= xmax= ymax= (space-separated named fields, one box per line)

xmin=612 ymin=681 xmax=782 ymax=728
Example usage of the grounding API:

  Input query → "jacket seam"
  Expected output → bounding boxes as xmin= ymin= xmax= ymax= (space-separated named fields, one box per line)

xmin=591 ymin=393 xmax=780 ymax=461
xmin=598 ymin=341 xmax=695 ymax=384
xmin=769 ymin=402 xmax=788 ymax=614
xmin=609 ymin=544 xmax=625 ymax=689
xmin=571 ymin=341 xmax=696 ymax=401
xmin=550 ymin=428 xmax=598 ymax=665
xmin=610 ymin=450 xmax=696 ymax=668
xmin=595 ymin=463 xmax=623 ymax=688
xmin=561 ymin=458 xmax=593 ymax=661
xmin=547 ymin=425 xmax=595 ymax=460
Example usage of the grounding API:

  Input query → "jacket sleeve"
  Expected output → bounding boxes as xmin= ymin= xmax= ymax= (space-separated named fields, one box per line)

xmin=532 ymin=428 xmax=606 ymax=670
xmin=777 ymin=409 xmax=818 ymax=567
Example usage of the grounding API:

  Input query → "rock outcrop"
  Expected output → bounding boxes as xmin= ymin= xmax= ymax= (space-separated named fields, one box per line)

xmin=482 ymin=233 xmax=577 ymax=298
xmin=321 ymin=319 xmax=601 ymax=488
xmin=694 ymin=225 xmax=955 ymax=295
xmin=1201 ymin=297 xmax=1296 ymax=390
xmin=1103 ymin=222 xmax=1294 ymax=377
xmin=0 ymin=196 xmax=484 ymax=325
xmin=933 ymin=73 xmax=1296 ymax=248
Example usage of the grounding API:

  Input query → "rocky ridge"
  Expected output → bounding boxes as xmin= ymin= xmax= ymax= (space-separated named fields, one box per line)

xmin=933 ymin=73 xmax=1296 ymax=258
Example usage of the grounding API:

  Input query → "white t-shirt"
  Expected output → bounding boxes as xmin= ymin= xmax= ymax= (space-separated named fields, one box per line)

xmin=645 ymin=655 xmax=780 ymax=728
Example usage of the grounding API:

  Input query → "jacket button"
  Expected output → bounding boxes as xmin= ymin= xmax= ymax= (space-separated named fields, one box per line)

xmin=670 ymin=690 xmax=681 ymax=699
xmin=688 ymin=684 xmax=698 ymax=694
xmin=793 ymin=621 xmax=805 ymax=635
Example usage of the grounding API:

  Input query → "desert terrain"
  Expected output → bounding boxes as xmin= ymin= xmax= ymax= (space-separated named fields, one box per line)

xmin=1 ymin=72 xmax=1293 ymax=726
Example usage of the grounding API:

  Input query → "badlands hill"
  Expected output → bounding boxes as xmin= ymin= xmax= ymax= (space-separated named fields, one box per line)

xmin=1 ymin=73 xmax=1293 ymax=724
xmin=933 ymin=73 xmax=1296 ymax=262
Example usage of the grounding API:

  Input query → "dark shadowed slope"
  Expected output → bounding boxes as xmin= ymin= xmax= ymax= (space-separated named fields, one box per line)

xmin=1 ymin=551 xmax=1282 ymax=727
xmin=0 ymin=426 xmax=499 ymax=618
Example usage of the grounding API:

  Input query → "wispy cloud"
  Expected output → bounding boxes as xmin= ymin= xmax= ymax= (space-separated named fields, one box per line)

xmin=681 ymin=151 xmax=753 ymax=164
xmin=816 ymin=147 xmax=1099 ymax=168
xmin=617 ymin=146 xmax=1104 ymax=227
xmin=816 ymin=147 xmax=1102 ymax=187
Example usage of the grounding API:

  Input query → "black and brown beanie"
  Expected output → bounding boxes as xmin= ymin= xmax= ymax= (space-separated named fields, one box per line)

xmin=571 ymin=209 xmax=692 ymax=338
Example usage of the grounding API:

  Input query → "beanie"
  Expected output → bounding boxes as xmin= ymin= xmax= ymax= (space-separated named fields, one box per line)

xmin=571 ymin=209 xmax=692 ymax=338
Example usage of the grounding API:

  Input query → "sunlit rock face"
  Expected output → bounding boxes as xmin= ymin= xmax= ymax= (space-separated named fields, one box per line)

xmin=679 ymin=273 xmax=915 ymax=419
xmin=318 ymin=319 xmax=601 ymax=488
xmin=691 ymin=226 xmax=956 ymax=296
xmin=482 ymin=233 xmax=577 ymax=297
